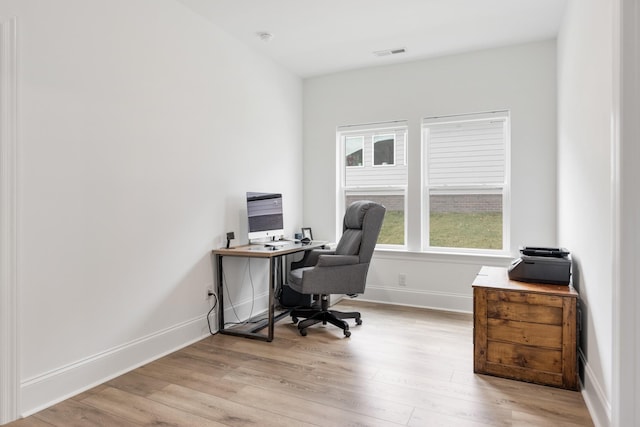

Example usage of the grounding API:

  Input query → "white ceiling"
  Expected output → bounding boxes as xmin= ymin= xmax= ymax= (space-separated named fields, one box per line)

xmin=177 ymin=0 xmax=567 ymax=78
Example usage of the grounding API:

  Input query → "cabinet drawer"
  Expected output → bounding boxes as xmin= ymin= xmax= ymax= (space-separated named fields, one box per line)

xmin=487 ymin=300 xmax=563 ymax=325
xmin=486 ymin=289 xmax=564 ymax=307
xmin=487 ymin=318 xmax=562 ymax=348
xmin=487 ymin=341 xmax=562 ymax=373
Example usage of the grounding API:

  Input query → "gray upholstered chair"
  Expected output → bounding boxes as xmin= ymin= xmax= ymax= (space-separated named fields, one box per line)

xmin=288 ymin=201 xmax=386 ymax=337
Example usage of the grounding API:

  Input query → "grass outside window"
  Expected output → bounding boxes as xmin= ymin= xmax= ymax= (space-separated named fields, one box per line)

xmin=377 ymin=210 xmax=404 ymax=245
xmin=430 ymin=212 xmax=502 ymax=249
xmin=376 ymin=210 xmax=502 ymax=249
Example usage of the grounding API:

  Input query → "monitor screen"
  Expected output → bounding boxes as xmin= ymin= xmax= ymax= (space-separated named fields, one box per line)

xmin=246 ymin=192 xmax=284 ymax=241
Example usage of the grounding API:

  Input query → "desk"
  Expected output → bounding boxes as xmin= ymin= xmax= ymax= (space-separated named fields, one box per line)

xmin=213 ymin=241 xmax=326 ymax=342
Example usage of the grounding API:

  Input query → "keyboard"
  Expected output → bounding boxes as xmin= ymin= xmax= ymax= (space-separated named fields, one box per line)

xmin=263 ymin=241 xmax=290 ymax=248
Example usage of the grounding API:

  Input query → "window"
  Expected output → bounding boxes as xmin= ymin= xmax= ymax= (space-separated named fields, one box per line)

xmin=373 ymin=134 xmax=395 ymax=166
xmin=422 ymin=111 xmax=509 ymax=252
xmin=338 ymin=122 xmax=407 ymax=246
xmin=345 ymin=136 xmax=364 ymax=167
xmin=336 ymin=113 xmax=509 ymax=253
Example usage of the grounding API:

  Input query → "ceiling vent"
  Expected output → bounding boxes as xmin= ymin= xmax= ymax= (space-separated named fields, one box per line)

xmin=373 ymin=48 xmax=406 ymax=57
xmin=256 ymin=32 xmax=274 ymax=42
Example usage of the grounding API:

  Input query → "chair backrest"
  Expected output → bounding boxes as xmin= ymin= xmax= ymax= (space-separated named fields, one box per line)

xmin=335 ymin=201 xmax=386 ymax=263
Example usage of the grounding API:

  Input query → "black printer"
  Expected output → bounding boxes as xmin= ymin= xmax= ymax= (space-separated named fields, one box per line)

xmin=507 ymin=246 xmax=572 ymax=285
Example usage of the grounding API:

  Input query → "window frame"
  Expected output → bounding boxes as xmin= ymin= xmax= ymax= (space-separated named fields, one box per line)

xmin=421 ymin=111 xmax=511 ymax=255
xmin=337 ymin=121 xmax=408 ymax=249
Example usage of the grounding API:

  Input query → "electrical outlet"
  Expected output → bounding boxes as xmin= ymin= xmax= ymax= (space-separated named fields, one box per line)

xmin=398 ymin=273 xmax=407 ymax=286
xmin=206 ymin=287 xmax=215 ymax=299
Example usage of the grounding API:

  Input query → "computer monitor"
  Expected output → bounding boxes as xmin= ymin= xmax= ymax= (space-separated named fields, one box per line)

xmin=246 ymin=192 xmax=284 ymax=242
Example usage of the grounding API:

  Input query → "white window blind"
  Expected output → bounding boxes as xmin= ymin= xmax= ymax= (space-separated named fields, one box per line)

xmin=424 ymin=112 xmax=507 ymax=187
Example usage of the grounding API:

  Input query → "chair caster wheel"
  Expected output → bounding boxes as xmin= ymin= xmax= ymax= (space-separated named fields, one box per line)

xmin=356 ymin=318 xmax=362 ymax=325
xmin=299 ymin=328 xmax=307 ymax=336
xmin=292 ymin=316 xmax=298 ymax=324
xmin=344 ymin=330 xmax=351 ymax=337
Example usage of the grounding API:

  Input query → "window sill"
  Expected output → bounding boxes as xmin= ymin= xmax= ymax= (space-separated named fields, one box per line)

xmin=373 ymin=247 xmax=513 ymax=265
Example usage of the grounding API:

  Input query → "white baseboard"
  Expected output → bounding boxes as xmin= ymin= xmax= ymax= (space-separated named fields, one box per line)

xmin=20 ymin=289 xmax=271 ymax=419
xmin=17 ymin=288 xmax=612 ymax=427
xmin=361 ymin=286 xmax=473 ymax=313
xmin=578 ymin=349 xmax=611 ymax=427
xmin=20 ymin=315 xmax=211 ymax=418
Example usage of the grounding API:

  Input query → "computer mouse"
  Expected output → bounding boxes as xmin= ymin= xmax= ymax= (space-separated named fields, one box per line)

xmin=300 ymin=237 xmax=311 ymax=244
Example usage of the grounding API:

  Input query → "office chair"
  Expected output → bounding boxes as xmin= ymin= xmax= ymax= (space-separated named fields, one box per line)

xmin=288 ymin=201 xmax=386 ymax=337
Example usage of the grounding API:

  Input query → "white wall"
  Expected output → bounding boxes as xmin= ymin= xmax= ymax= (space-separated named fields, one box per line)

xmin=1 ymin=0 xmax=302 ymax=418
xmin=303 ymin=41 xmax=558 ymax=312
xmin=557 ymin=1 xmax=613 ymax=425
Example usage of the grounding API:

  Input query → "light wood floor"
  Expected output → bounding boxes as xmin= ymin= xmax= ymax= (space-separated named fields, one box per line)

xmin=9 ymin=300 xmax=593 ymax=426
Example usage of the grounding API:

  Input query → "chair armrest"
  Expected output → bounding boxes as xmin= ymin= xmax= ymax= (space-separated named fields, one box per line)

xmin=291 ymin=248 xmax=336 ymax=269
xmin=305 ymin=249 xmax=336 ymax=266
xmin=316 ymin=254 xmax=359 ymax=267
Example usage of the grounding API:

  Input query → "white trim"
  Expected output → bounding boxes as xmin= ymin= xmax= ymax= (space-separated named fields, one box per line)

xmin=580 ymin=349 xmax=612 ymax=427
xmin=422 ymin=110 xmax=509 ymax=125
xmin=0 ymin=15 xmax=19 ymax=425
xmin=337 ymin=119 xmax=408 ymax=133
xmin=373 ymin=248 xmax=512 ymax=266
xmin=361 ymin=286 xmax=473 ymax=313
xmin=502 ymin=114 xmax=512 ymax=252
xmin=19 ymin=315 xmax=210 ymax=418
xmin=612 ymin=0 xmax=639 ymax=426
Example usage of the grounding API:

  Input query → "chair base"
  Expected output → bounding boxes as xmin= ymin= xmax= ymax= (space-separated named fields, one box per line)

xmin=290 ymin=295 xmax=362 ymax=337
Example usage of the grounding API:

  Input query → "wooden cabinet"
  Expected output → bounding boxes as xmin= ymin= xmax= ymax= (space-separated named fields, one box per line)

xmin=472 ymin=266 xmax=579 ymax=390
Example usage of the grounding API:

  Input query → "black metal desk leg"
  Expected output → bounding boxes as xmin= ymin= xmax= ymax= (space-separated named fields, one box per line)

xmin=267 ymin=256 xmax=276 ymax=341
xmin=216 ymin=254 xmax=224 ymax=332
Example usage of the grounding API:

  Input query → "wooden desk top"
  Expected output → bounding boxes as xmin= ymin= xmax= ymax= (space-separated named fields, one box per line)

xmin=473 ymin=266 xmax=578 ymax=298
xmin=212 ymin=241 xmax=327 ymax=258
